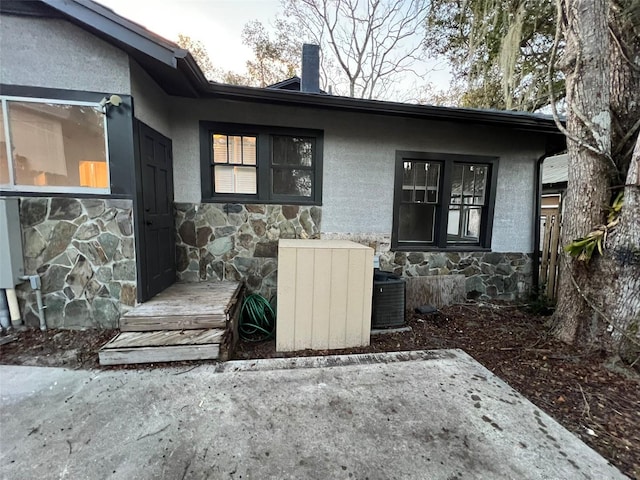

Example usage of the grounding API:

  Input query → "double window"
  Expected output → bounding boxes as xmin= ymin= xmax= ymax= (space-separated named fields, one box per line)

xmin=200 ymin=122 xmax=322 ymax=204
xmin=0 ymin=96 xmax=110 ymax=194
xmin=392 ymin=151 xmax=498 ymax=250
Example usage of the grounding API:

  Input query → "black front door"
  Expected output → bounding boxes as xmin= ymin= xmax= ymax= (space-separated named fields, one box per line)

xmin=137 ymin=121 xmax=175 ymax=301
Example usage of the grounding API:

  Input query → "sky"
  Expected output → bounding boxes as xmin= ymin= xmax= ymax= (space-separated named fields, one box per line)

xmin=95 ymin=0 xmax=283 ymax=73
xmin=94 ymin=0 xmax=451 ymax=97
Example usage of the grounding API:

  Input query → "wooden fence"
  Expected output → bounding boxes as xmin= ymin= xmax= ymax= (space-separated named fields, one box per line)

xmin=540 ymin=210 xmax=562 ymax=300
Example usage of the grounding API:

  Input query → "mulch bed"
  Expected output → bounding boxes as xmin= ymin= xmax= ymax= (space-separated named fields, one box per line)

xmin=1 ymin=303 xmax=638 ymax=479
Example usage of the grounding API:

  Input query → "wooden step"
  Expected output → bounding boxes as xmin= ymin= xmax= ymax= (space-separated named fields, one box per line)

xmin=99 ymin=329 xmax=224 ymax=365
xmin=120 ymin=281 xmax=242 ymax=332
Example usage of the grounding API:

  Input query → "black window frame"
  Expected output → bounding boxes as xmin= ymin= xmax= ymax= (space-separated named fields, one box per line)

xmin=199 ymin=121 xmax=323 ymax=205
xmin=391 ymin=151 xmax=499 ymax=251
xmin=0 ymin=84 xmax=135 ymax=200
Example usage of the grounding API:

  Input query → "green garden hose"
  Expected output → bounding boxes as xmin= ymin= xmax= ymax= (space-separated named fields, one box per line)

xmin=239 ymin=294 xmax=276 ymax=341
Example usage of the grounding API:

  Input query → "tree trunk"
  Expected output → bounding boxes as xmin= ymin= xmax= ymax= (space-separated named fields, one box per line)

xmin=608 ymin=137 xmax=640 ymax=364
xmin=553 ymin=0 xmax=612 ymax=345
xmin=553 ymin=0 xmax=640 ymax=365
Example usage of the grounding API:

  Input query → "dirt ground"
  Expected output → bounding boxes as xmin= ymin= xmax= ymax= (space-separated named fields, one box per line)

xmin=1 ymin=303 xmax=638 ymax=479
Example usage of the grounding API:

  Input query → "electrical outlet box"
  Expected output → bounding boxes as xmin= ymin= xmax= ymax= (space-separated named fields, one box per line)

xmin=0 ymin=198 xmax=25 ymax=288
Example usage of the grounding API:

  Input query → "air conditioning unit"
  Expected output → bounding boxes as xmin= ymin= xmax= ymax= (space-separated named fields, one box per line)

xmin=372 ymin=271 xmax=406 ymax=328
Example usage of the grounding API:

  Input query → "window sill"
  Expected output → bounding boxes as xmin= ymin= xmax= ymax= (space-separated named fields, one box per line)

xmin=391 ymin=244 xmax=491 ymax=253
xmin=0 ymin=190 xmax=124 ymax=199
xmin=201 ymin=197 xmax=321 ymax=206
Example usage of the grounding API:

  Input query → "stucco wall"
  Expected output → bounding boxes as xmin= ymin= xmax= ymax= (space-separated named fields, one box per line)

xmin=0 ymin=15 xmax=130 ymax=94
xmin=129 ymin=59 xmax=171 ymax=138
xmin=169 ymin=98 xmax=545 ymax=253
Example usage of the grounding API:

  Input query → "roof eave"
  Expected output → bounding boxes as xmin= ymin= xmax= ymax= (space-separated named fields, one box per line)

xmin=201 ymin=83 xmax=565 ymax=135
xmin=41 ymin=0 xmax=180 ymax=68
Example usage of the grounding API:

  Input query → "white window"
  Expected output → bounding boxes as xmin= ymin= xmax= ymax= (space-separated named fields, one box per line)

xmin=212 ymin=134 xmax=257 ymax=194
xmin=0 ymin=96 xmax=110 ymax=194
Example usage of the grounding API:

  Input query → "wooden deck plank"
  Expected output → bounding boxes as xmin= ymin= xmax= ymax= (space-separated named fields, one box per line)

xmin=123 ymin=282 xmax=241 ymax=319
xmin=103 ymin=329 xmax=225 ymax=349
xmin=99 ymin=344 xmax=220 ymax=365
xmin=120 ymin=315 xmax=226 ymax=331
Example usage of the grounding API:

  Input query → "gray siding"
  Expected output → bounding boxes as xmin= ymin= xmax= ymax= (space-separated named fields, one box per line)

xmin=0 ymin=15 xmax=130 ymax=94
xmin=129 ymin=59 xmax=171 ymax=137
xmin=169 ymin=98 xmax=546 ymax=253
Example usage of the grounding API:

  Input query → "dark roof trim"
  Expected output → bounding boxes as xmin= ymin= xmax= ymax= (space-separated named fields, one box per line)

xmin=40 ymin=0 xmax=183 ymax=68
xmin=267 ymin=76 xmax=301 ymax=90
xmin=202 ymin=82 xmax=564 ymax=135
xmin=0 ymin=0 xmax=64 ymax=17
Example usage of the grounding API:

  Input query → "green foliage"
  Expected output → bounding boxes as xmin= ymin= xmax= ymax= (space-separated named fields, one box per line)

xmin=177 ymin=34 xmax=219 ymax=81
xmin=564 ymin=192 xmax=625 ymax=262
xmin=423 ymin=0 xmax=564 ymax=111
xmin=241 ymin=20 xmax=301 ymax=87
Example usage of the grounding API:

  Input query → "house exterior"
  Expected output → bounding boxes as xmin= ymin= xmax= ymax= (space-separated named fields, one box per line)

xmin=0 ymin=0 xmax=566 ymax=330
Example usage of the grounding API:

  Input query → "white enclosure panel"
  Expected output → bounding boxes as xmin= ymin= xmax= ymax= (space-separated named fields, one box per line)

xmin=276 ymin=240 xmax=374 ymax=352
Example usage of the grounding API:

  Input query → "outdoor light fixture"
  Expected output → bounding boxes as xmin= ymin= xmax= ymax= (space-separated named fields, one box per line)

xmin=96 ymin=94 xmax=122 ymax=113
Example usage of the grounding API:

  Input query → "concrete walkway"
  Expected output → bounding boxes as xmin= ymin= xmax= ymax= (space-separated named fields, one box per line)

xmin=0 ymin=350 xmax=626 ymax=480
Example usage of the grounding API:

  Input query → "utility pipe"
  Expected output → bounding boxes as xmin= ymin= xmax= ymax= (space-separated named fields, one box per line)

xmin=0 ymin=289 xmax=10 ymax=331
xmin=5 ymin=288 xmax=22 ymax=327
xmin=20 ymin=276 xmax=46 ymax=331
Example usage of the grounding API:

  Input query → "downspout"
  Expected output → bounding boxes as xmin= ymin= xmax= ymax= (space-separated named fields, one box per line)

xmin=5 ymin=288 xmax=22 ymax=328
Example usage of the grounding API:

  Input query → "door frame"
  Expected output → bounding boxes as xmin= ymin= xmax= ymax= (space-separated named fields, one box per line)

xmin=133 ymin=119 xmax=175 ymax=303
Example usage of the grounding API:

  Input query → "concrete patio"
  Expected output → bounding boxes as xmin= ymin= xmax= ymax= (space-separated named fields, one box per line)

xmin=0 ymin=350 xmax=626 ymax=479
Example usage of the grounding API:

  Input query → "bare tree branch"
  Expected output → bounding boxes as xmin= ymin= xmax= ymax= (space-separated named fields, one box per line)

xmin=283 ymin=0 xmax=429 ymax=99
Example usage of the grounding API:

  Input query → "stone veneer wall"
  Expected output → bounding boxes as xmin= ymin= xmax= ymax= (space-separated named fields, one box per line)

xmin=321 ymin=233 xmax=533 ymax=301
xmin=175 ymin=203 xmax=321 ymax=300
xmin=16 ymin=197 xmax=136 ymax=329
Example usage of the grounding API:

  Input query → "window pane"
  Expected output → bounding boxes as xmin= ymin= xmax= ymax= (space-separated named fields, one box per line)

xmin=403 ymin=161 xmax=439 ymax=205
xmin=213 ymin=134 xmax=227 ymax=163
xmin=414 ymin=161 xmax=427 ymax=188
xmin=272 ymin=136 xmax=313 ymax=167
xmin=426 ymin=163 xmax=440 ymax=203
xmin=7 ymin=101 xmax=107 ymax=188
xmin=448 ymin=164 xmax=489 ymax=243
xmin=272 ymin=168 xmax=312 ymax=197
xmin=235 ymin=166 xmax=257 ymax=194
xmin=465 ymin=207 xmax=482 ymax=239
xmin=473 ymin=166 xmax=487 ymax=204
xmin=214 ymin=165 xmax=234 ymax=193
xmin=398 ymin=203 xmax=435 ymax=243
xmin=462 ymin=165 xmax=475 ymax=197
xmin=0 ymin=106 xmax=8 ymax=184
xmin=450 ymin=164 xmax=463 ymax=203
xmin=447 ymin=206 xmax=482 ymax=243
xmin=243 ymin=136 xmax=256 ymax=165
xmin=214 ymin=165 xmax=256 ymax=194
xmin=213 ymin=134 xmax=257 ymax=167
xmin=228 ymin=136 xmax=242 ymax=164
xmin=457 ymin=164 xmax=488 ymax=205
xmin=447 ymin=206 xmax=460 ymax=236
xmin=426 ymin=163 xmax=440 ymax=190
xmin=402 ymin=162 xmax=414 ymax=201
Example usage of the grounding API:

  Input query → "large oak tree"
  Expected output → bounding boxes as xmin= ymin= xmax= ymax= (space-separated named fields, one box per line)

xmin=552 ymin=0 xmax=640 ymax=366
